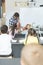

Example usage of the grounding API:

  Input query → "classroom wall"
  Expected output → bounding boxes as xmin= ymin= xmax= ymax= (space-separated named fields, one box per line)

xmin=34 ymin=0 xmax=43 ymax=7
xmin=35 ymin=0 xmax=43 ymax=5
xmin=20 ymin=7 xmax=43 ymax=27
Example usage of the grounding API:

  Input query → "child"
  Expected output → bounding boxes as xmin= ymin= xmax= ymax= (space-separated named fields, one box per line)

xmin=24 ymin=28 xmax=39 ymax=45
xmin=0 ymin=25 xmax=12 ymax=57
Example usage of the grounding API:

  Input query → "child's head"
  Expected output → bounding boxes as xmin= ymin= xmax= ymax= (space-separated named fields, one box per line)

xmin=1 ymin=25 xmax=8 ymax=34
xmin=28 ymin=28 xmax=36 ymax=36
xmin=13 ymin=12 xmax=19 ymax=20
xmin=26 ymin=24 xmax=31 ymax=29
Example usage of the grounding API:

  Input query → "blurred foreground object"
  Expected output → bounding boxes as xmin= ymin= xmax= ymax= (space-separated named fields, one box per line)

xmin=21 ymin=44 xmax=43 ymax=65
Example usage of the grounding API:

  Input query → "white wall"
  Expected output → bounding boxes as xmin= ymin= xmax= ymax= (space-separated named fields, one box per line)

xmin=20 ymin=7 xmax=43 ymax=27
xmin=33 ymin=0 xmax=43 ymax=7
xmin=35 ymin=0 xmax=43 ymax=5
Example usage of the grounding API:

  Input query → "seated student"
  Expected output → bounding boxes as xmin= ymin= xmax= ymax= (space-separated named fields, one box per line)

xmin=0 ymin=25 xmax=12 ymax=57
xmin=21 ymin=44 xmax=43 ymax=65
xmin=24 ymin=28 xmax=39 ymax=45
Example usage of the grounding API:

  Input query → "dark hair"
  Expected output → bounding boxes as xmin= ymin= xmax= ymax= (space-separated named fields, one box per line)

xmin=1 ymin=25 xmax=8 ymax=33
xmin=12 ymin=23 xmax=17 ymax=36
xmin=13 ymin=12 xmax=19 ymax=17
xmin=28 ymin=28 xmax=36 ymax=36
xmin=25 ymin=28 xmax=37 ymax=43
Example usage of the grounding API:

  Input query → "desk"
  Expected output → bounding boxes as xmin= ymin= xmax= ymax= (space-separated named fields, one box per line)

xmin=12 ymin=42 xmax=24 ymax=58
xmin=11 ymin=34 xmax=25 ymax=58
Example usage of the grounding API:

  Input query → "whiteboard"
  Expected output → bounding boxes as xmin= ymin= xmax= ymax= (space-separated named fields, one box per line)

xmin=20 ymin=7 xmax=43 ymax=27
